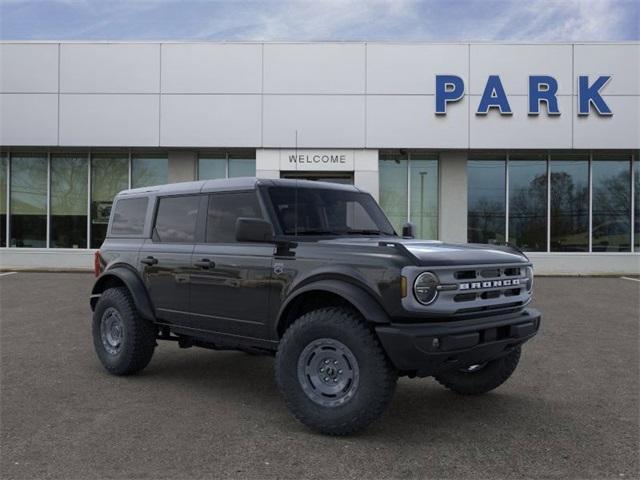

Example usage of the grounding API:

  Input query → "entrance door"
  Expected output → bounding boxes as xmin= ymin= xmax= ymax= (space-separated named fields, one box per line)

xmin=280 ymin=171 xmax=353 ymax=184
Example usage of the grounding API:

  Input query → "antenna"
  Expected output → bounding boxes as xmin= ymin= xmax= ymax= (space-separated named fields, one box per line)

xmin=294 ymin=129 xmax=298 ymax=237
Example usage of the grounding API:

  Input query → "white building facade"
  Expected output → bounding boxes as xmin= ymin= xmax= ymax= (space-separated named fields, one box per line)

xmin=0 ymin=41 xmax=638 ymax=274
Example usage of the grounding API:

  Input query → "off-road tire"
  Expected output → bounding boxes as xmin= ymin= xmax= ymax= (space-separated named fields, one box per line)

xmin=92 ymin=287 xmax=156 ymax=376
xmin=434 ymin=347 xmax=521 ymax=395
xmin=276 ymin=307 xmax=398 ymax=435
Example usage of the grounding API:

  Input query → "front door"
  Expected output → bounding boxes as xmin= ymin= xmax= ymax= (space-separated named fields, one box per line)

xmin=138 ymin=194 xmax=201 ymax=324
xmin=189 ymin=190 xmax=274 ymax=342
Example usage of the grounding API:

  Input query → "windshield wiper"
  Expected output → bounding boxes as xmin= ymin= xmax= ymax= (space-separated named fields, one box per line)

xmin=345 ymin=229 xmax=383 ymax=235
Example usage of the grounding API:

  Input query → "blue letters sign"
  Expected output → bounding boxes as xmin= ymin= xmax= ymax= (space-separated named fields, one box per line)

xmin=434 ymin=74 xmax=613 ymax=116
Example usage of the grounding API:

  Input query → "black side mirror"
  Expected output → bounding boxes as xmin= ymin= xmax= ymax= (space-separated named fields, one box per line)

xmin=236 ymin=217 xmax=274 ymax=243
xmin=402 ymin=222 xmax=415 ymax=239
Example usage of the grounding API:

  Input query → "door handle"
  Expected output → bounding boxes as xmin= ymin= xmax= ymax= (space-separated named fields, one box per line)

xmin=141 ymin=256 xmax=158 ymax=266
xmin=194 ymin=259 xmax=215 ymax=269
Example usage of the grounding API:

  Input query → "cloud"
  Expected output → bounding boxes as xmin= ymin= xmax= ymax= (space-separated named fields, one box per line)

xmin=0 ymin=0 xmax=637 ymax=41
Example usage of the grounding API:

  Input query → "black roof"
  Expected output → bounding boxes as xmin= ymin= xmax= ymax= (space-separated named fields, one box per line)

xmin=118 ymin=177 xmax=361 ymax=197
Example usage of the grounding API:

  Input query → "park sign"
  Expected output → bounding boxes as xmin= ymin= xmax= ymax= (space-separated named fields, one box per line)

xmin=435 ymin=75 xmax=613 ymax=116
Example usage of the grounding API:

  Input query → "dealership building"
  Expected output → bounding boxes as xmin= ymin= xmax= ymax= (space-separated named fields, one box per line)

xmin=0 ymin=41 xmax=638 ymax=274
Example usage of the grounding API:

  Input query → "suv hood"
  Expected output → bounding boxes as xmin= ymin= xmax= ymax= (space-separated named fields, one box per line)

xmin=318 ymin=237 xmax=529 ymax=266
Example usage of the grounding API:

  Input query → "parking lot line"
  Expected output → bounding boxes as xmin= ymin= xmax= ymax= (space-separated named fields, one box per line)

xmin=0 ymin=271 xmax=17 ymax=277
xmin=620 ymin=276 xmax=640 ymax=282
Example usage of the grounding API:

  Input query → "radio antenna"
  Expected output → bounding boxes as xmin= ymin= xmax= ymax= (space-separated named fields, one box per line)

xmin=294 ymin=129 xmax=298 ymax=237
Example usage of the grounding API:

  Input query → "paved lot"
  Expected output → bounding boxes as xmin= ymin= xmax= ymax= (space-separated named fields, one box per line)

xmin=1 ymin=273 xmax=638 ymax=480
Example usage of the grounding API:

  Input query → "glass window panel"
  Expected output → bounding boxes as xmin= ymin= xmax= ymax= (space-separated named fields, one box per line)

xmin=91 ymin=154 xmax=129 ymax=248
xmin=592 ymin=154 xmax=631 ymax=252
xmin=206 ymin=192 xmax=262 ymax=243
xmin=154 ymin=195 xmax=200 ymax=243
xmin=635 ymin=156 xmax=639 ymax=251
xmin=228 ymin=156 xmax=256 ymax=178
xmin=379 ymin=151 xmax=408 ymax=234
xmin=50 ymin=154 xmax=88 ymax=248
xmin=508 ymin=154 xmax=548 ymax=251
xmin=131 ymin=155 xmax=168 ymax=188
xmin=549 ymin=155 xmax=589 ymax=252
xmin=0 ymin=154 xmax=7 ymax=247
xmin=10 ymin=154 xmax=47 ymax=247
xmin=198 ymin=155 xmax=226 ymax=180
xmin=409 ymin=155 xmax=438 ymax=239
xmin=468 ymin=159 xmax=506 ymax=244
xmin=110 ymin=197 xmax=148 ymax=236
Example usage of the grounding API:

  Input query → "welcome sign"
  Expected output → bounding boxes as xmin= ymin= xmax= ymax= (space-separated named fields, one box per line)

xmin=279 ymin=150 xmax=355 ymax=171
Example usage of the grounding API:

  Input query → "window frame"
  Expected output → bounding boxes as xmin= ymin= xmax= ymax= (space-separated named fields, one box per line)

xmin=108 ymin=196 xmax=150 ymax=238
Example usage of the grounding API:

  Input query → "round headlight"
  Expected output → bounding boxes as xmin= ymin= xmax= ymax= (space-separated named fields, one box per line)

xmin=414 ymin=272 xmax=439 ymax=305
xmin=525 ymin=266 xmax=534 ymax=292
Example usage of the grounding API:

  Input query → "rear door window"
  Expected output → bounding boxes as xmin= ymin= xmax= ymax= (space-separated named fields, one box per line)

xmin=206 ymin=192 xmax=262 ymax=243
xmin=110 ymin=197 xmax=148 ymax=236
xmin=153 ymin=195 xmax=200 ymax=243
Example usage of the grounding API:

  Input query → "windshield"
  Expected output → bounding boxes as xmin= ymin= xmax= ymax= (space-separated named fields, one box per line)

xmin=267 ymin=186 xmax=396 ymax=237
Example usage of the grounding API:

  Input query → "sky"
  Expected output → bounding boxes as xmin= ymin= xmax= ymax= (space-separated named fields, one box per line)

xmin=0 ymin=0 xmax=638 ymax=42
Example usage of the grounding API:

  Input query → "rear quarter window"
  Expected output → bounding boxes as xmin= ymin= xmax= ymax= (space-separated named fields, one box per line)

xmin=110 ymin=197 xmax=148 ymax=236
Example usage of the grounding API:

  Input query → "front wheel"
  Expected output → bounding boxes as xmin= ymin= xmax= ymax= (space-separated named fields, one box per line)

xmin=275 ymin=307 xmax=397 ymax=435
xmin=434 ymin=347 xmax=521 ymax=395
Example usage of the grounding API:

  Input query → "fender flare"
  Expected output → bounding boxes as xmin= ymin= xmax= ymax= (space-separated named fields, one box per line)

xmin=90 ymin=266 xmax=156 ymax=321
xmin=277 ymin=279 xmax=390 ymax=334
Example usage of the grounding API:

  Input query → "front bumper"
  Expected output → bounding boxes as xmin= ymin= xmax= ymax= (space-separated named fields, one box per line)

xmin=375 ymin=308 xmax=541 ymax=377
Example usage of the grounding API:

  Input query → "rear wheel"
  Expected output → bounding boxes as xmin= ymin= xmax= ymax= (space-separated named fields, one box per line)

xmin=434 ymin=347 xmax=521 ymax=395
xmin=276 ymin=307 xmax=397 ymax=435
xmin=92 ymin=287 xmax=156 ymax=375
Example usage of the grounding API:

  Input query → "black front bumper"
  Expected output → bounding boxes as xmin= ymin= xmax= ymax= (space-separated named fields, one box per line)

xmin=375 ymin=308 xmax=541 ymax=377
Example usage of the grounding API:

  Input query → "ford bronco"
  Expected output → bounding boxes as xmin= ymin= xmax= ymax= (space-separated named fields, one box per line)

xmin=90 ymin=178 xmax=540 ymax=435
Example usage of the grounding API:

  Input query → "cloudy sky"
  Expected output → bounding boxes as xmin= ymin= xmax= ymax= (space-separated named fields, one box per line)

xmin=0 ymin=0 xmax=638 ymax=41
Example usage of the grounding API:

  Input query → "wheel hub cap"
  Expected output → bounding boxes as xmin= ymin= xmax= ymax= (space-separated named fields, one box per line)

xmin=297 ymin=338 xmax=360 ymax=407
xmin=101 ymin=307 xmax=124 ymax=355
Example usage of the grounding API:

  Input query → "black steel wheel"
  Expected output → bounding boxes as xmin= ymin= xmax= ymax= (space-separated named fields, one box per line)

xmin=276 ymin=307 xmax=397 ymax=436
xmin=92 ymin=287 xmax=156 ymax=376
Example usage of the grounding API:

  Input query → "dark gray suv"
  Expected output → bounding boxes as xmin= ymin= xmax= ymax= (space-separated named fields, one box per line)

xmin=90 ymin=177 xmax=541 ymax=435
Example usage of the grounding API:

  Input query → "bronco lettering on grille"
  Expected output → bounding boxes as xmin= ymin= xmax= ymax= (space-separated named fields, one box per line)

xmin=459 ymin=279 xmax=521 ymax=290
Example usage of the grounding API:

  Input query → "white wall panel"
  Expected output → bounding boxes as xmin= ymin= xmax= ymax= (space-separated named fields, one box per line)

xmin=573 ymin=96 xmax=640 ymax=149
xmin=574 ymin=44 xmax=640 ymax=95
xmin=161 ymin=95 xmax=261 ymax=147
xmin=366 ymin=95 xmax=468 ymax=148
xmin=263 ymin=43 xmax=365 ymax=94
xmin=0 ymin=94 xmax=58 ymax=145
xmin=0 ymin=44 xmax=58 ymax=93
xmin=367 ymin=44 xmax=468 ymax=94
xmin=469 ymin=95 xmax=573 ymax=149
xmin=470 ymin=44 xmax=573 ymax=95
xmin=263 ymin=95 xmax=364 ymax=147
xmin=161 ymin=44 xmax=262 ymax=93
xmin=59 ymin=94 xmax=159 ymax=146
xmin=60 ymin=43 xmax=160 ymax=93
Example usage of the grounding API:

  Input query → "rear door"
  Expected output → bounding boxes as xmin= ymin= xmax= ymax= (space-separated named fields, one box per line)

xmin=189 ymin=190 xmax=274 ymax=341
xmin=138 ymin=194 xmax=202 ymax=324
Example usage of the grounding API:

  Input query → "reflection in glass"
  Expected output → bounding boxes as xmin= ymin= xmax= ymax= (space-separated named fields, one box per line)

xmin=50 ymin=155 xmax=88 ymax=248
xmin=592 ymin=156 xmax=631 ymax=252
xmin=550 ymin=156 xmax=589 ymax=252
xmin=409 ymin=155 xmax=438 ymax=239
xmin=0 ymin=155 xmax=6 ymax=247
xmin=508 ymin=156 xmax=547 ymax=251
xmin=468 ymin=159 xmax=506 ymax=244
xmin=10 ymin=155 xmax=47 ymax=247
xmin=379 ymin=151 xmax=408 ymax=234
xmin=198 ymin=155 xmax=226 ymax=180
xmin=91 ymin=155 xmax=128 ymax=248
xmin=131 ymin=155 xmax=168 ymax=188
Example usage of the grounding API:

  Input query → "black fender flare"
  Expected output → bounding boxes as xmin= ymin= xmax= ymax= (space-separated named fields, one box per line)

xmin=277 ymin=279 xmax=390 ymax=334
xmin=90 ymin=266 xmax=156 ymax=321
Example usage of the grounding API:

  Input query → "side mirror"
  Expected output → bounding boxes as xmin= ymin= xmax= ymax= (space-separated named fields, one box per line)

xmin=402 ymin=222 xmax=415 ymax=239
xmin=236 ymin=217 xmax=274 ymax=243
